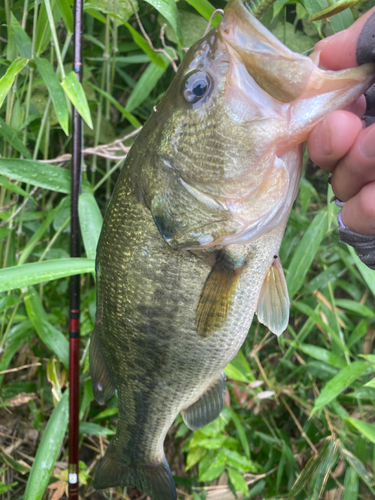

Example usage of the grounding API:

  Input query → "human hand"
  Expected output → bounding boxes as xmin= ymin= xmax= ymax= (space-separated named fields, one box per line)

xmin=307 ymin=8 xmax=375 ymax=236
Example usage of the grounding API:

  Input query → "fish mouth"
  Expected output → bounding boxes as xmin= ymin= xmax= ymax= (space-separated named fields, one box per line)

xmin=219 ymin=0 xmax=315 ymax=103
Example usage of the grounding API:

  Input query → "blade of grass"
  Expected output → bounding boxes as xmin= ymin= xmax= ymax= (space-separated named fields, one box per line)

xmin=35 ymin=56 xmax=69 ymax=135
xmin=24 ymin=390 xmax=69 ymax=500
xmin=0 ymin=58 xmax=28 ymax=109
xmin=345 ymin=417 xmax=375 ymax=445
xmin=87 ymin=82 xmax=141 ymax=128
xmin=0 ymin=258 xmax=95 ymax=292
xmin=287 ymin=211 xmax=328 ymax=299
xmin=0 ymin=158 xmax=91 ymax=193
xmin=10 ymin=13 xmax=32 ymax=58
xmin=23 ymin=287 xmax=69 ymax=368
xmin=144 ymin=0 xmax=183 ymax=45
xmin=78 ymin=192 xmax=103 ymax=260
xmin=125 ymin=60 xmax=169 ymax=113
xmin=312 ymin=361 xmax=370 ymax=413
xmin=61 ymin=71 xmax=93 ymax=129
xmin=0 ymin=117 xmax=32 ymax=158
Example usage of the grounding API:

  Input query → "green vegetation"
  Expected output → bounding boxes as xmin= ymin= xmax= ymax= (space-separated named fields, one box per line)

xmin=1 ymin=0 xmax=375 ymax=498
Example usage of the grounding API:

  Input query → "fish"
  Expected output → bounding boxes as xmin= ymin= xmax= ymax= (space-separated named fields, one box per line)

xmin=89 ymin=1 xmax=374 ymax=498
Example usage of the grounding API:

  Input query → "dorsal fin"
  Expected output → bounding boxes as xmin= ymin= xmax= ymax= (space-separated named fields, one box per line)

xmin=197 ymin=253 xmax=246 ymax=338
xmin=256 ymin=256 xmax=289 ymax=336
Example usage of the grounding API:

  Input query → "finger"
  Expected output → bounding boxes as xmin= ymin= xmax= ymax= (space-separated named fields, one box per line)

xmin=341 ymin=180 xmax=375 ymax=234
xmin=307 ymin=110 xmax=363 ymax=172
xmin=331 ymin=123 xmax=375 ymax=200
xmin=314 ymin=7 xmax=375 ymax=70
xmin=345 ymin=95 xmax=367 ymax=118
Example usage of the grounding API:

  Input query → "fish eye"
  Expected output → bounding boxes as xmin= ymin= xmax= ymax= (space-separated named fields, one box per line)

xmin=183 ymin=72 xmax=211 ymax=104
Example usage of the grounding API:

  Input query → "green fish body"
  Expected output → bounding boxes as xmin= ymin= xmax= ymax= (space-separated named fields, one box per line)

xmin=90 ymin=1 xmax=374 ymax=498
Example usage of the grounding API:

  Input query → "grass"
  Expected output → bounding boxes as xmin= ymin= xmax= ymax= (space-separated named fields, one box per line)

xmin=1 ymin=0 xmax=375 ymax=498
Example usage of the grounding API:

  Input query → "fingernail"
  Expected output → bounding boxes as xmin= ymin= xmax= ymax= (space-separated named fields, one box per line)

xmin=315 ymin=117 xmax=332 ymax=156
xmin=360 ymin=127 xmax=375 ymax=158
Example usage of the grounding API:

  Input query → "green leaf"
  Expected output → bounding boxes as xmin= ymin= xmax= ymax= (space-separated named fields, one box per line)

xmin=346 ymin=418 xmax=375 ymax=445
xmin=273 ymin=22 xmax=314 ymax=54
xmin=23 ymin=287 xmax=69 ymax=368
xmin=125 ymin=61 xmax=169 ymax=113
xmin=0 ymin=57 xmax=28 ymax=109
xmin=0 ymin=481 xmax=18 ymax=494
xmin=313 ymin=361 xmax=369 ymax=412
xmin=228 ymin=468 xmax=249 ymax=495
xmin=55 ymin=0 xmax=74 ymax=32
xmin=289 ymin=439 xmax=330 ymax=498
xmin=35 ymin=1 xmax=52 ymax=53
xmin=35 ymin=57 xmax=69 ymax=135
xmin=79 ymin=192 xmax=103 ymax=260
xmin=348 ymin=319 xmax=368 ymax=349
xmin=311 ymin=439 xmax=338 ymax=500
xmin=122 ymin=21 xmax=166 ymax=68
xmin=225 ymin=363 xmax=251 ymax=383
xmin=10 ymin=13 xmax=32 ymax=59
xmin=0 ymin=258 xmax=95 ymax=293
xmin=298 ymin=344 xmax=346 ymax=369
xmin=79 ymin=422 xmax=115 ymax=436
xmin=231 ymin=410 xmax=250 ymax=460
xmin=24 ymin=391 xmax=69 ymax=500
xmin=335 ymin=299 xmax=374 ymax=318
xmin=224 ymin=449 xmax=256 ymax=473
xmin=199 ymin=461 xmax=225 ymax=482
xmin=287 ymin=211 xmax=328 ymax=299
xmin=348 ymin=246 xmax=375 ymax=300
xmin=0 ymin=175 xmax=33 ymax=198
xmin=88 ymin=81 xmax=141 ymax=128
xmin=294 ymin=301 xmax=349 ymax=354
xmin=0 ymin=117 xmax=31 ymax=158
xmin=185 ymin=0 xmax=221 ymax=24
xmin=328 ymin=9 xmax=353 ymax=32
xmin=61 ymin=71 xmax=93 ymax=129
xmin=0 ymin=158 xmax=91 ymax=194
xmin=186 ymin=447 xmax=207 ymax=470
xmin=144 ymin=0 xmax=182 ymax=45
xmin=302 ymin=0 xmax=353 ymax=32
xmin=0 ymin=326 xmax=30 ymax=385
xmin=0 ymin=447 xmax=31 ymax=474
xmin=339 ymin=445 xmax=373 ymax=486
xmin=343 ymin=468 xmax=358 ymax=500
xmin=301 ymin=262 xmax=344 ymax=295
xmin=18 ymin=203 xmax=61 ymax=265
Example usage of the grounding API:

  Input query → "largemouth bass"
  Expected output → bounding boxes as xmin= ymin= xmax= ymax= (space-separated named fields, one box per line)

xmin=90 ymin=1 xmax=374 ymax=498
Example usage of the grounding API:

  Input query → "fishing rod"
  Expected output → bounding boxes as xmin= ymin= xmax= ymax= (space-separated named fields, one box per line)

xmin=69 ymin=0 xmax=83 ymax=496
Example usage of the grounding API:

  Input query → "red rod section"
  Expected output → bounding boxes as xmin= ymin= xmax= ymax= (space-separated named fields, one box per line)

xmin=69 ymin=0 xmax=83 ymax=495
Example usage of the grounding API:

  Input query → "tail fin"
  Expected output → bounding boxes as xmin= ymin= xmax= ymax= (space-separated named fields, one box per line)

xmin=94 ymin=440 xmax=177 ymax=500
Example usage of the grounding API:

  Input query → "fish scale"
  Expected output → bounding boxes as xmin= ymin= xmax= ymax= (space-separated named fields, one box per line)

xmin=90 ymin=0 xmax=375 ymax=498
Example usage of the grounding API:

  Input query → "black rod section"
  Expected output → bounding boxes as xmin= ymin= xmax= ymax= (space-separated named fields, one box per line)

xmin=69 ymin=0 xmax=83 ymax=497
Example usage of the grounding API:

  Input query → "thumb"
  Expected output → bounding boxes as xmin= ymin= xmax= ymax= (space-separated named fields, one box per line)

xmin=314 ymin=7 xmax=375 ymax=70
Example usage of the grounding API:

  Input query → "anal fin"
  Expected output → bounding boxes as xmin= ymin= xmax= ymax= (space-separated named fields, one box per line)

xmin=89 ymin=327 xmax=115 ymax=405
xmin=181 ymin=372 xmax=225 ymax=430
xmin=94 ymin=440 xmax=177 ymax=500
xmin=197 ymin=253 xmax=246 ymax=338
xmin=256 ymin=256 xmax=289 ymax=336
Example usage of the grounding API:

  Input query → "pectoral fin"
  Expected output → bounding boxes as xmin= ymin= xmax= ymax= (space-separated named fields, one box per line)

xmin=197 ymin=252 xmax=246 ymax=338
xmin=89 ymin=328 xmax=115 ymax=405
xmin=181 ymin=372 xmax=225 ymax=430
xmin=256 ymin=256 xmax=289 ymax=336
